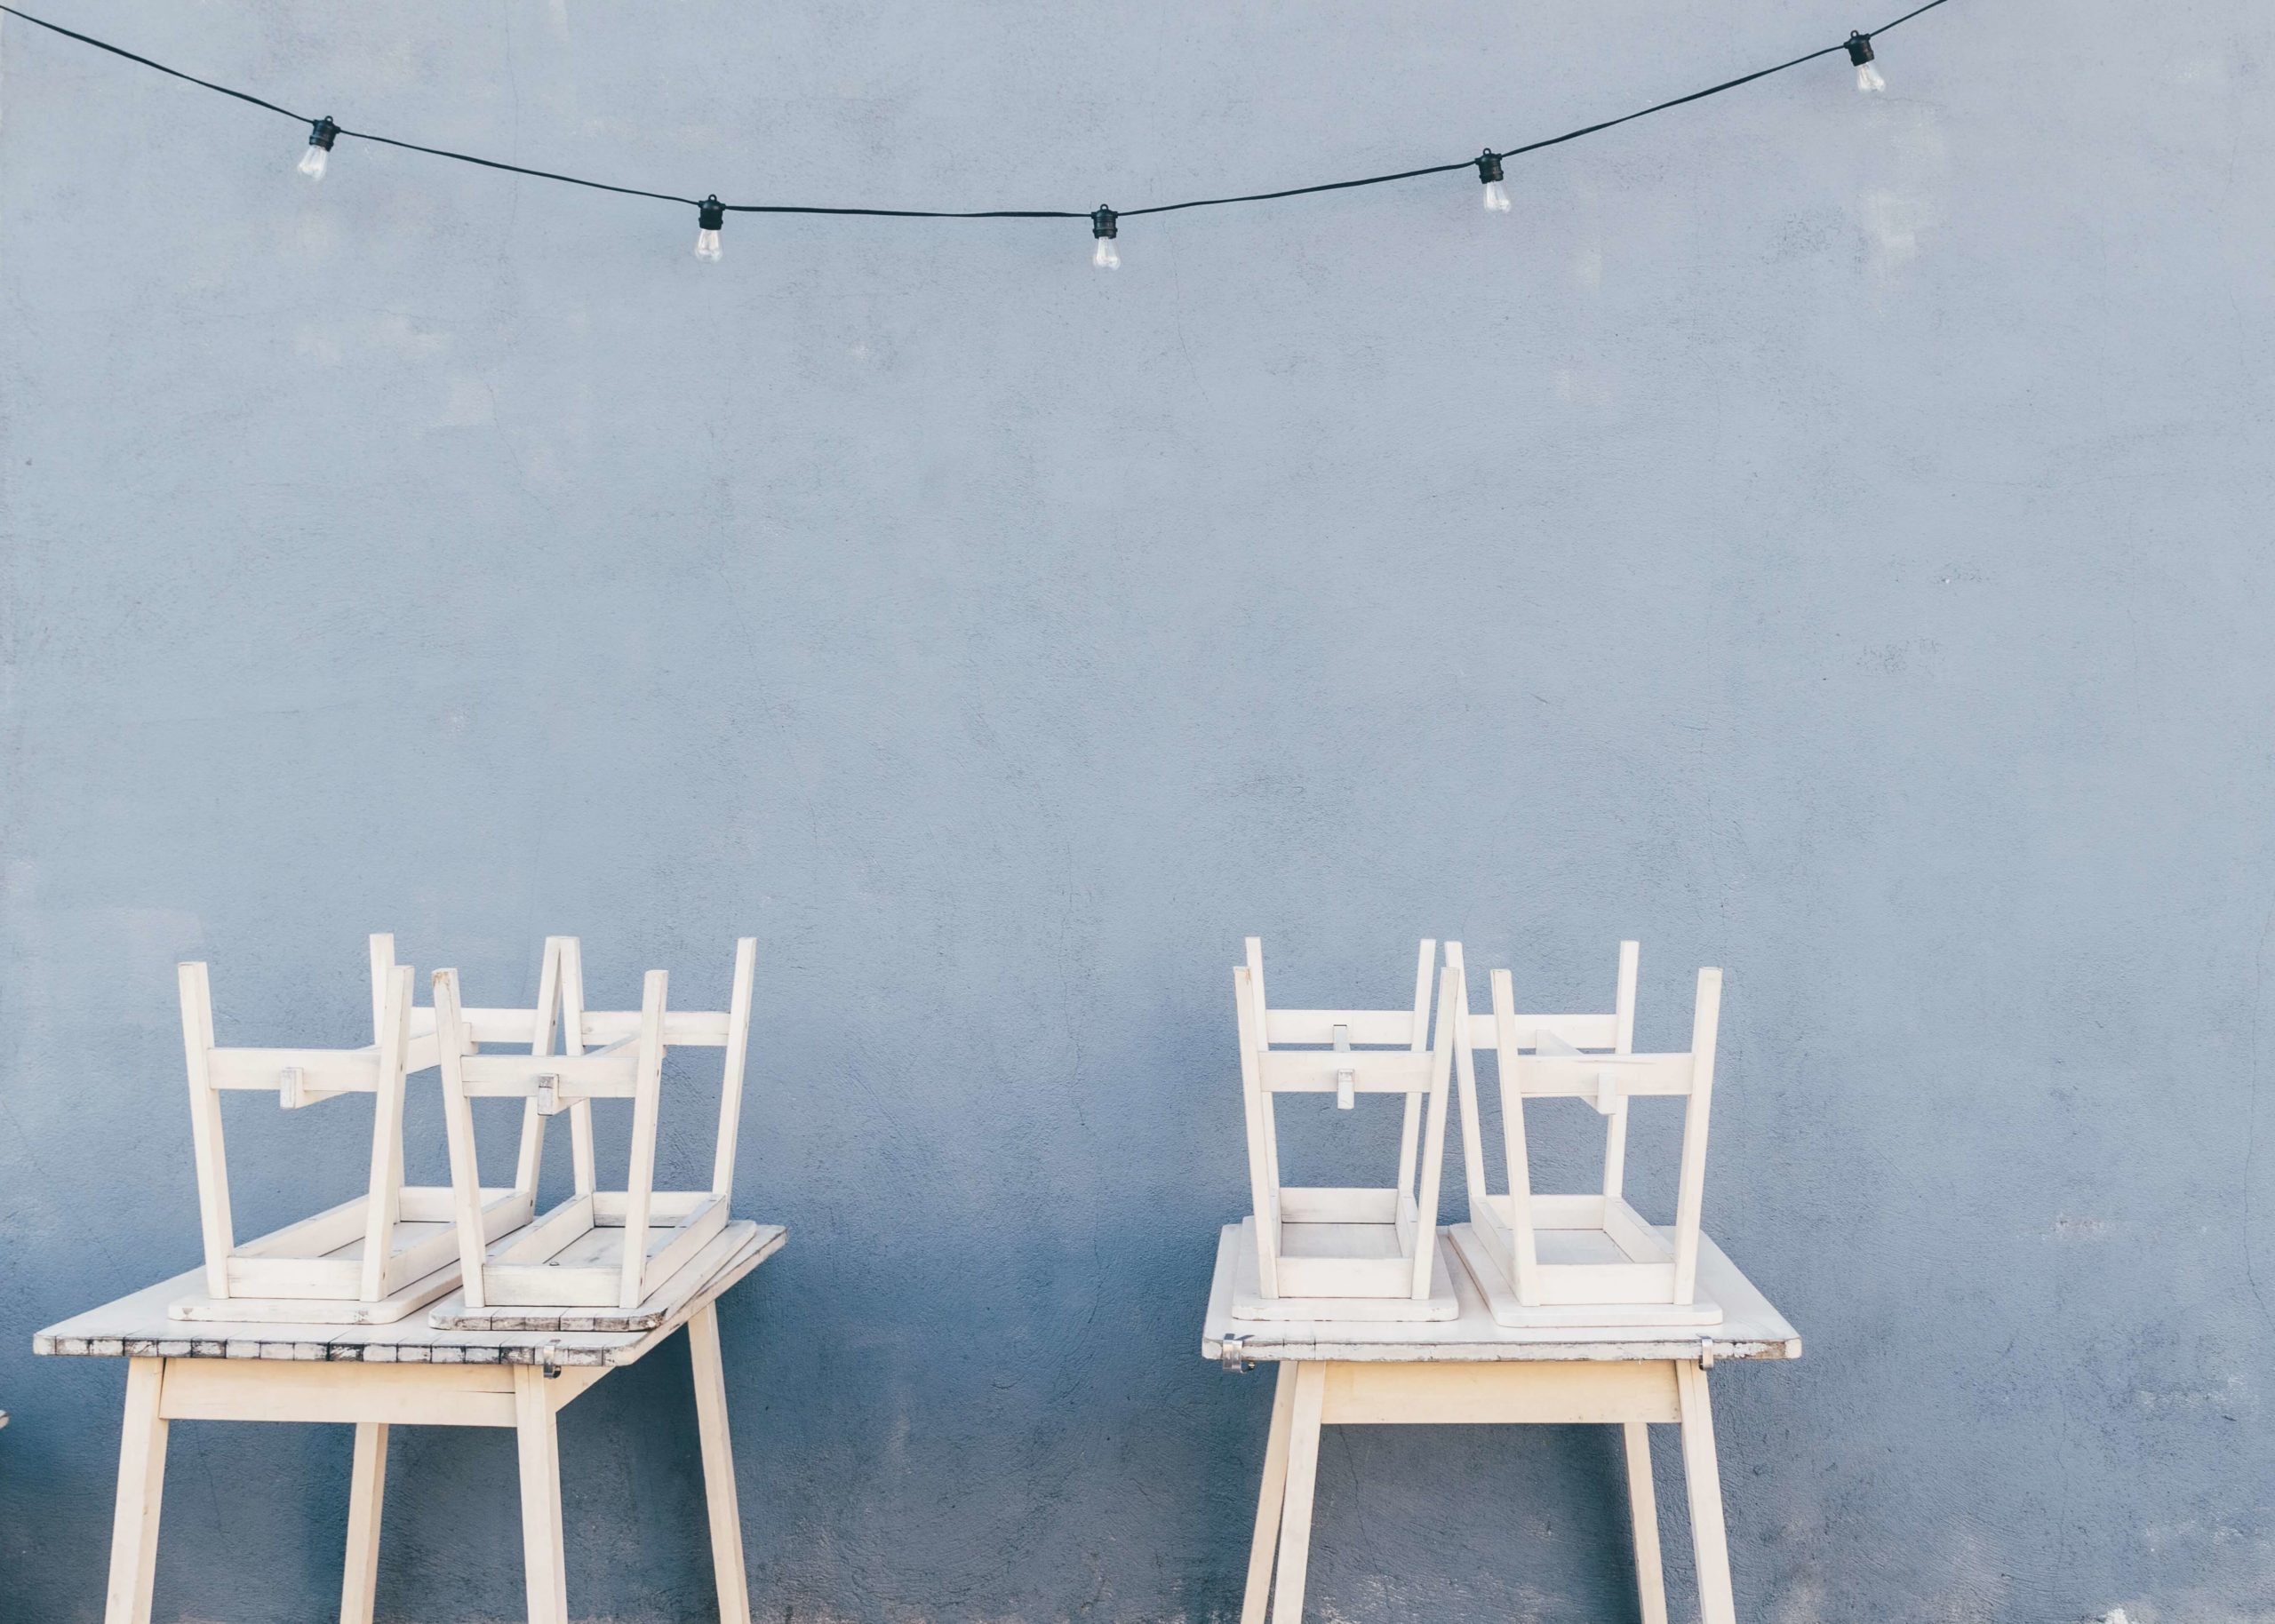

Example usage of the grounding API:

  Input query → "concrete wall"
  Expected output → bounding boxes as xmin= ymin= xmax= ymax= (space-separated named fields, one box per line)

xmin=4 ymin=2 xmax=2271 ymax=1618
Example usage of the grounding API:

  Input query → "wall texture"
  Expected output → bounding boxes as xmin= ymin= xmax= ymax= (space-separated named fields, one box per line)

xmin=3 ymin=2 xmax=2271 ymax=1619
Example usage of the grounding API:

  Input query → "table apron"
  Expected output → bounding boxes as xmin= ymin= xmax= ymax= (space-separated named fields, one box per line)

xmin=153 ymin=1357 xmax=609 ymax=1427
xmin=1318 ymin=1358 xmax=1680 ymax=1425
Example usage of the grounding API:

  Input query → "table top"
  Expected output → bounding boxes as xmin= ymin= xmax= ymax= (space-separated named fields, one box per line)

xmin=1201 ymin=1223 xmax=1801 ymax=1365
xmin=33 ymin=1221 xmax=785 ymax=1370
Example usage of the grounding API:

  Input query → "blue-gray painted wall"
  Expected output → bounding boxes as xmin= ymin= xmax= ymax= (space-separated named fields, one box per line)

xmin=3 ymin=2 xmax=2271 ymax=1619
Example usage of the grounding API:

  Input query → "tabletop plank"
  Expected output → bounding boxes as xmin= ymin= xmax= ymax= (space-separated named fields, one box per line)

xmin=34 ymin=1221 xmax=786 ymax=1369
xmin=1201 ymin=1223 xmax=1800 ymax=1365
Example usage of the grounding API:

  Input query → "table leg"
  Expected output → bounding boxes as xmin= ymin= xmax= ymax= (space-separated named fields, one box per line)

xmin=1674 ymin=1363 xmax=1736 ymax=1624
xmin=1240 ymin=1363 xmax=1299 ymax=1624
xmin=1621 ymin=1420 xmax=1669 ymax=1624
xmin=514 ymin=1365 xmax=570 ymax=1624
xmin=339 ymin=1421 xmax=387 ymax=1624
xmin=1268 ymin=1363 xmax=1328 ymax=1624
xmin=687 ymin=1302 xmax=753 ymax=1624
xmin=103 ymin=1357 xmax=169 ymax=1624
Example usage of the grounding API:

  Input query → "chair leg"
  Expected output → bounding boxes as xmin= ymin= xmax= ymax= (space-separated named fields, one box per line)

xmin=688 ymin=1303 xmax=753 ymax=1624
xmin=1674 ymin=1363 xmax=1737 ymax=1624
xmin=514 ymin=1365 xmax=570 ymax=1624
xmin=1621 ymin=1420 xmax=1669 ymax=1624
xmin=339 ymin=1422 xmax=388 ymax=1624
xmin=103 ymin=1357 xmax=170 ymax=1624
xmin=1268 ymin=1363 xmax=1328 ymax=1624
xmin=1240 ymin=1363 xmax=1299 ymax=1624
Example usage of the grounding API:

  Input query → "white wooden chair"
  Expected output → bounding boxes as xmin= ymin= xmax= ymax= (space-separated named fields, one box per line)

xmin=1446 ymin=940 xmax=1726 ymax=1325
xmin=171 ymin=935 xmax=536 ymax=1323
xmin=1231 ymin=936 xmax=1460 ymax=1321
xmin=432 ymin=936 xmax=756 ymax=1316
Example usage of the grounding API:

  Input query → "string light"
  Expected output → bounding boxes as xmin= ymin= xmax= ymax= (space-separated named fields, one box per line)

xmin=0 ymin=0 xmax=1956 ymax=264
xmin=1475 ymin=149 xmax=1510 ymax=213
xmin=298 ymin=115 xmax=337 ymax=180
xmin=1847 ymin=31 xmax=1886 ymax=92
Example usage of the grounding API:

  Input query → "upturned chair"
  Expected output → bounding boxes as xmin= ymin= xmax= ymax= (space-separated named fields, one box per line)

xmin=432 ymin=936 xmax=756 ymax=1315
xmin=1232 ymin=936 xmax=1459 ymax=1320
xmin=172 ymin=935 xmax=535 ymax=1322
xmin=1446 ymin=940 xmax=1725 ymax=1325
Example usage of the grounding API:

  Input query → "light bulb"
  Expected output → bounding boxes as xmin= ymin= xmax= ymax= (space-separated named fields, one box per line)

xmin=299 ymin=116 xmax=338 ymax=181
xmin=1474 ymin=149 xmax=1510 ymax=214
xmin=694 ymin=195 xmax=725 ymax=262
xmin=1090 ymin=205 xmax=1119 ymax=269
xmin=1846 ymin=31 xmax=1884 ymax=92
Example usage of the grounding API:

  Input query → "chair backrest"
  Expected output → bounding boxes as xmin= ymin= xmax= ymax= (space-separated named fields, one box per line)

xmin=175 ymin=935 xmax=427 ymax=1300
xmin=1451 ymin=941 xmax=1723 ymax=1303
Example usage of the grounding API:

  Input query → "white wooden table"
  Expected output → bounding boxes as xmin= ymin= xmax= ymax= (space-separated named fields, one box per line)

xmin=36 ymin=1219 xmax=786 ymax=1624
xmin=1201 ymin=1222 xmax=1800 ymax=1624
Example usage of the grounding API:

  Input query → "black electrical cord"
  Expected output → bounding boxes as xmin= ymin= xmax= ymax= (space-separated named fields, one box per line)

xmin=0 ymin=3 xmax=307 ymax=121
xmin=0 ymin=0 xmax=1959 ymax=227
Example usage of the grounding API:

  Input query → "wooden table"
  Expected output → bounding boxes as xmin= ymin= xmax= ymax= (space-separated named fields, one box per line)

xmin=1201 ymin=1222 xmax=1800 ymax=1624
xmin=36 ymin=1219 xmax=786 ymax=1624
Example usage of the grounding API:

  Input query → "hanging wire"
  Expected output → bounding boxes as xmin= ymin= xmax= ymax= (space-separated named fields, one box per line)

xmin=0 ymin=0 xmax=1958 ymax=226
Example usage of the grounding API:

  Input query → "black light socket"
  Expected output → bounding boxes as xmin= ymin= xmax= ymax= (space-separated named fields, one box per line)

xmin=1091 ymin=205 xmax=1118 ymax=240
xmin=1845 ymin=31 xmax=1875 ymax=66
xmin=307 ymin=115 xmax=339 ymax=151
xmin=698 ymin=195 xmax=726 ymax=231
xmin=1476 ymin=149 xmax=1505 ymax=184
